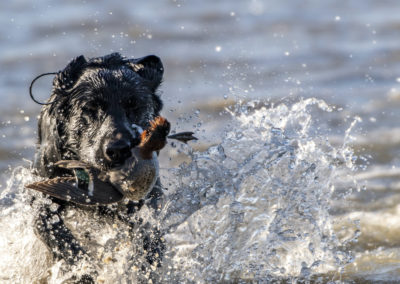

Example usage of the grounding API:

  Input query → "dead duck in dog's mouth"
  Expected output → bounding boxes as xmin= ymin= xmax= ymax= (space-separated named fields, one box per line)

xmin=26 ymin=116 xmax=197 ymax=206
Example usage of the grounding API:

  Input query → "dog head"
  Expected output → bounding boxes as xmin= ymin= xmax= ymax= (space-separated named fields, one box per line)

xmin=34 ymin=53 xmax=164 ymax=177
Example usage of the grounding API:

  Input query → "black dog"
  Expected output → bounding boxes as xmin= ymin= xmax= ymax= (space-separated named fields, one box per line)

xmin=31 ymin=53 xmax=166 ymax=281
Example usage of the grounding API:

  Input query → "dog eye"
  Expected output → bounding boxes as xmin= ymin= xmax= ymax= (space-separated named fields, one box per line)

xmin=124 ymin=100 xmax=135 ymax=108
xmin=82 ymin=104 xmax=104 ymax=119
xmin=124 ymin=102 xmax=141 ymax=114
xmin=82 ymin=105 xmax=98 ymax=113
xmin=83 ymin=100 xmax=104 ymax=111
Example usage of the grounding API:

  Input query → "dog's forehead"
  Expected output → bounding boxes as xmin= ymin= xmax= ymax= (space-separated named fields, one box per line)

xmin=80 ymin=67 xmax=141 ymax=86
xmin=76 ymin=67 xmax=153 ymax=101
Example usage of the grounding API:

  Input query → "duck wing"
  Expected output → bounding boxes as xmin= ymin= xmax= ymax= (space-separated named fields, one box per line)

xmin=26 ymin=160 xmax=124 ymax=205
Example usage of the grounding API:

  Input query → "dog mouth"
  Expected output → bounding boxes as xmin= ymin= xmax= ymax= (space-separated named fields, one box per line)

xmin=90 ymin=157 xmax=124 ymax=172
xmin=102 ymin=160 xmax=126 ymax=171
xmin=111 ymin=162 xmax=124 ymax=168
xmin=102 ymin=151 xmax=137 ymax=171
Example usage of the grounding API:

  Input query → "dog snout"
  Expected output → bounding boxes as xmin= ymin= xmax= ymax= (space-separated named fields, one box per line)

xmin=130 ymin=127 xmax=142 ymax=147
xmin=104 ymin=140 xmax=132 ymax=165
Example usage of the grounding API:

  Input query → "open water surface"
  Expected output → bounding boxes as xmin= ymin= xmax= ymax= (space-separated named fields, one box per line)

xmin=1 ymin=0 xmax=400 ymax=282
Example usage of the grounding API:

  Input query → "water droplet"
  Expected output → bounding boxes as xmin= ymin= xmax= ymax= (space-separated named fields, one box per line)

xmin=50 ymin=215 xmax=60 ymax=224
xmin=49 ymin=203 xmax=59 ymax=212
xmin=308 ymin=242 xmax=315 ymax=253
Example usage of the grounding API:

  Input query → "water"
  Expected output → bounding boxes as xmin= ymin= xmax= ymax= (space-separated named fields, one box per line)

xmin=160 ymin=99 xmax=359 ymax=282
xmin=1 ymin=0 xmax=400 ymax=282
xmin=0 ymin=99 xmax=360 ymax=282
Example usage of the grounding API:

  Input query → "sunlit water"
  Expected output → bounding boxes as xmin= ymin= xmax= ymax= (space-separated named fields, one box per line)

xmin=2 ymin=0 xmax=400 ymax=282
xmin=0 ymin=99 xmax=364 ymax=282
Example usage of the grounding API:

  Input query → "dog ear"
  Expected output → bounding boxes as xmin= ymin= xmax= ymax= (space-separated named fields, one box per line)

xmin=54 ymin=55 xmax=87 ymax=91
xmin=88 ymin=52 xmax=125 ymax=67
xmin=129 ymin=55 xmax=164 ymax=91
xmin=33 ymin=109 xmax=63 ymax=177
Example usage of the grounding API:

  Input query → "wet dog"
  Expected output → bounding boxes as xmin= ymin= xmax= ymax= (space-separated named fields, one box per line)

xmin=31 ymin=53 xmax=166 ymax=281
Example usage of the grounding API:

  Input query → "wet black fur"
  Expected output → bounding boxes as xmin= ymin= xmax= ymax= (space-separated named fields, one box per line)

xmin=34 ymin=52 xmax=163 ymax=176
xmin=32 ymin=53 xmax=166 ymax=281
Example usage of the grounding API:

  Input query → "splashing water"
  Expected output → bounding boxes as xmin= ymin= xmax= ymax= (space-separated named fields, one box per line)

xmin=0 ymin=98 xmax=359 ymax=283
xmin=159 ymin=98 xmax=359 ymax=282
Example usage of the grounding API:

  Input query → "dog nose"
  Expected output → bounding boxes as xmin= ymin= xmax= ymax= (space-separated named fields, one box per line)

xmin=105 ymin=140 xmax=132 ymax=164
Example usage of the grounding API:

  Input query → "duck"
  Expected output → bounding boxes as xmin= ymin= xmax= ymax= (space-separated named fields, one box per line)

xmin=26 ymin=116 xmax=197 ymax=206
xmin=108 ymin=116 xmax=170 ymax=201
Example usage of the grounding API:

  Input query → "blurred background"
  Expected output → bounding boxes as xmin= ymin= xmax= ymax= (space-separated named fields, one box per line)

xmin=1 ymin=0 xmax=400 ymax=280
xmin=1 ymin=0 xmax=400 ymax=178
